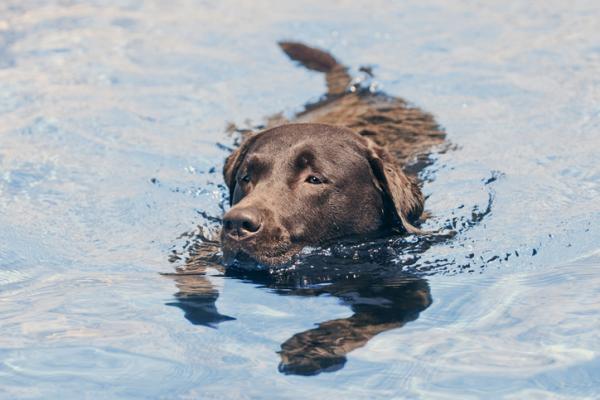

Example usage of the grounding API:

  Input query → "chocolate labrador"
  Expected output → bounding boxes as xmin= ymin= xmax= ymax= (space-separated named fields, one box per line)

xmin=221 ymin=42 xmax=445 ymax=268
xmin=165 ymin=42 xmax=450 ymax=375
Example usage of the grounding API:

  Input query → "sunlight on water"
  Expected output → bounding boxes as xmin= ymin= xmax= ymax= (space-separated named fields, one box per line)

xmin=0 ymin=0 xmax=599 ymax=398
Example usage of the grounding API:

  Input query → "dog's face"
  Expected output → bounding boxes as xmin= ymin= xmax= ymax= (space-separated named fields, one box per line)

xmin=221 ymin=123 xmax=424 ymax=267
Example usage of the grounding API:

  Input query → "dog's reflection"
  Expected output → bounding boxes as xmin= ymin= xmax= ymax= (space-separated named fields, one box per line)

xmin=165 ymin=244 xmax=431 ymax=376
xmin=275 ymin=274 xmax=431 ymax=375
xmin=165 ymin=267 xmax=235 ymax=328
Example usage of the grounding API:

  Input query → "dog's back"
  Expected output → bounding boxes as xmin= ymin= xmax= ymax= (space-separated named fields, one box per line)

xmin=276 ymin=41 xmax=445 ymax=168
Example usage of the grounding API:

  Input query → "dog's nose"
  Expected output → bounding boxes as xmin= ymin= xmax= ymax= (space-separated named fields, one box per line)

xmin=223 ymin=207 xmax=263 ymax=240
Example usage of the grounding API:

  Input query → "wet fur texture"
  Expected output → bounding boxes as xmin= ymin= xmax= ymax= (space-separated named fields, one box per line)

xmin=221 ymin=42 xmax=445 ymax=267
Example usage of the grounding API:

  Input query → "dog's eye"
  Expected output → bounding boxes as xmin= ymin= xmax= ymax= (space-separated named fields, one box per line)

xmin=305 ymin=175 xmax=323 ymax=185
xmin=241 ymin=174 xmax=251 ymax=183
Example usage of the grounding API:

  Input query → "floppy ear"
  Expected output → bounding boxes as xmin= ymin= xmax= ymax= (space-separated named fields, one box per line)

xmin=365 ymin=140 xmax=424 ymax=234
xmin=223 ymin=133 xmax=260 ymax=205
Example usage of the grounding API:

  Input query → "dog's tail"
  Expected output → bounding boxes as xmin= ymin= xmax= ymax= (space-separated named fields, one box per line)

xmin=278 ymin=41 xmax=352 ymax=97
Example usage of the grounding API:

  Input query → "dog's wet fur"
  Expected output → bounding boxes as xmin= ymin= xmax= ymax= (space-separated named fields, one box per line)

xmin=221 ymin=42 xmax=445 ymax=268
xmin=167 ymin=42 xmax=450 ymax=375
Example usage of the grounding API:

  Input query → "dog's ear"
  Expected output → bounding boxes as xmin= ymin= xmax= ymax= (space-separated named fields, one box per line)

xmin=223 ymin=133 xmax=260 ymax=205
xmin=364 ymin=139 xmax=424 ymax=233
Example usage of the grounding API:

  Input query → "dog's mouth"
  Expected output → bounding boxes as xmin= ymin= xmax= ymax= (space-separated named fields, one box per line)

xmin=220 ymin=222 xmax=302 ymax=270
xmin=222 ymin=249 xmax=298 ymax=271
xmin=221 ymin=240 xmax=301 ymax=270
xmin=222 ymin=249 xmax=264 ymax=269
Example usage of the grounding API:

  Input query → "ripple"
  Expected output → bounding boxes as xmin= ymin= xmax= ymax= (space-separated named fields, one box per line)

xmin=1 ymin=0 xmax=600 ymax=398
xmin=0 ymin=269 xmax=30 ymax=286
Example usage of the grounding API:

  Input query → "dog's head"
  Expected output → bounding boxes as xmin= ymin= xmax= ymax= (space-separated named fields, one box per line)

xmin=221 ymin=123 xmax=423 ymax=267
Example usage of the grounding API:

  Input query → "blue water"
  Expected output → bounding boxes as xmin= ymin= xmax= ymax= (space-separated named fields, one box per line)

xmin=1 ymin=1 xmax=599 ymax=398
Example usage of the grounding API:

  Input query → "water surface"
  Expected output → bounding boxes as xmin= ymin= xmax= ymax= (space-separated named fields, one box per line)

xmin=1 ymin=1 xmax=599 ymax=398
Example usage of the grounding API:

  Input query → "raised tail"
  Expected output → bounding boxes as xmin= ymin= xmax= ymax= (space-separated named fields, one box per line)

xmin=278 ymin=41 xmax=352 ymax=96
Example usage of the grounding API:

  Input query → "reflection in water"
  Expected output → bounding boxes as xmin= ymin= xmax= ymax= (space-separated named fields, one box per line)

xmin=163 ymin=182 xmax=494 ymax=375
xmin=275 ymin=275 xmax=430 ymax=375
xmin=166 ymin=270 xmax=235 ymax=328
xmin=165 ymin=237 xmax=436 ymax=376
xmin=162 ymin=157 xmax=501 ymax=375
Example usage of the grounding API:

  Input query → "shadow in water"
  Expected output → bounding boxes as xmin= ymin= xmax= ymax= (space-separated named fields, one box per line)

xmin=163 ymin=232 xmax=445 ymax=376
xmin=163 ymin=166 xmax=498 ymax=376
xmin=165 ymin=270 xmax=235 ymax=328
xmin=273 ymin=273 xmax=430 ymax=375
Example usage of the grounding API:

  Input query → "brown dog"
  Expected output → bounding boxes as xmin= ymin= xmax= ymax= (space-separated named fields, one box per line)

xmin=221 ymin=42 xmax=445 ymax=267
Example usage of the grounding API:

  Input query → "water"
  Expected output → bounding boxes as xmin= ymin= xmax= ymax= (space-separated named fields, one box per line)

xmin=1 ymin=0 xmax=599 ymax=398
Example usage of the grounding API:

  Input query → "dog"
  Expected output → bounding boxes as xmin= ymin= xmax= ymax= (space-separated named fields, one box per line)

xmin=221 ymin=42 xmax=445 ymax=268
xmin=167 ymin=41 xmax=447 ymax=376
